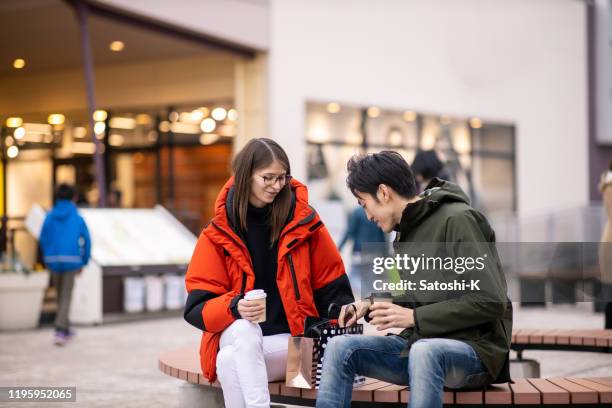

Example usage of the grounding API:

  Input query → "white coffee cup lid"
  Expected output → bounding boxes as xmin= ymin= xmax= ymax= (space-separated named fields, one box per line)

xmin=244 ymin=289 xmax=267 ymax=300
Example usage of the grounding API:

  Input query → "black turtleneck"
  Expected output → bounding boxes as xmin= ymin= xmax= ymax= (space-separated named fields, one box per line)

xmin=245 ymin=204 xmax=290 ymax=335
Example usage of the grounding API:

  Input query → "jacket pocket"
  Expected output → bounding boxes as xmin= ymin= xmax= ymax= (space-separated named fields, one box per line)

xmin=287 ymin=253 xmax=301 ymax=301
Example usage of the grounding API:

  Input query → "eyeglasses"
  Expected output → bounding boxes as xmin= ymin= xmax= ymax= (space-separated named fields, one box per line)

xmin=259 ymin=174 xmax=292 ymax=187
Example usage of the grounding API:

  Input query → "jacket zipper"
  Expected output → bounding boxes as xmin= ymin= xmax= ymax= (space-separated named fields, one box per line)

xmin=287 ymin=253 xmax=301 ymax=301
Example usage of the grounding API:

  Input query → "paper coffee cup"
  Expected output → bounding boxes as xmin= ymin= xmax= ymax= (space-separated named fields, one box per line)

xmin=244 ymin=289 xmax=267 ymax=323
xmin=371 ymin=291 xmax=394 ymax=304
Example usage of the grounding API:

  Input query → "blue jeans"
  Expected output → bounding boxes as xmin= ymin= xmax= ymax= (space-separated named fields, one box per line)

xmin=315 ymin=335 xmax=491 ymax=408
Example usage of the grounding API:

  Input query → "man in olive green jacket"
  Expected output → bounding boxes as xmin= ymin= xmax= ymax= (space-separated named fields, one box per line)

xmin=316 ymin=151 xmax=512 ymax=408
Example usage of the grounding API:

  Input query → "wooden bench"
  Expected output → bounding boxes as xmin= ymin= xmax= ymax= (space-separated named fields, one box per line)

xmin=511 ymin=329 xmax=612 ymax=355
xmin=159 ymin=345 xmax=612 ymax=407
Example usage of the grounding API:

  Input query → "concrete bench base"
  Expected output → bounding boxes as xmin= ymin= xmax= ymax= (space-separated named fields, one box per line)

xmin=178 ymin=382 xmax=224 ymax=408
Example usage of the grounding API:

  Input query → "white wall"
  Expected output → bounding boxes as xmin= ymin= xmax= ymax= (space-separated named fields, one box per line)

xmin=97 ymin=0 xmax=269 ymax=51
xmin=269 ymin=0 xmax=588 ymax=216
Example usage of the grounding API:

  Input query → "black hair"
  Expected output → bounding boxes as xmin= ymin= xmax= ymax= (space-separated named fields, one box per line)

xmin=411 ymin=150 xmax=444 ymax=180
xmin=346 ymin=151 xmax=417 ymax=200
xmin=55 ymin=183 xmax=75 ymax=201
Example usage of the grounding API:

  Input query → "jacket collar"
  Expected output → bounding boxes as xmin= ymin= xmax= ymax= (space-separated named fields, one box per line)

xmin=205 ymin=177 xmax=320 ymax=257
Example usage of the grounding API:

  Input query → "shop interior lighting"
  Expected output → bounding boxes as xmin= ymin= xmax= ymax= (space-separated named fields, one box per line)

xmin=227 ymin=109 xmax=238 ymax=121
xmin=170 ymin=122 xmax=200 ymax=134
xmin=211 ymin=107 xmax=227 ymax=121
xmin=72 ymin=142 xmax=96 ymax=154
xmin=7 ymin=146 xmax=19 ymax=159
xmin=6 ymin=117 xmax=23 ymax=128
xmin=93 ymin=110 xmax=108 ymax=122
xmin=135 ymin=114 xmax=151 ymax=125
xmin=440 ymin=115 xmax=452 ymax=125
xmin=326 ymin=103 xmax=341 ymax=114
xmin=388 ymin=128 xmax=404 ymax=146
xmin=109 ymin=41 xmax=125 ymax=52
xmin=200 ymin=118 xmax=216 ymax=133
xmin=109 ymin=117 xmax=136 ymax=130
xmin=94 ymin=121 xmax=106 ymax=135
xmin=73 ymin=127 xmax=87 ymax=138
xmin=199 ymin=133 xmax=220 ymax=145
xmin=367 ymin=107 xmax=380 ymax=118
xmin=109 ymin=134 xmax=125 ymax=146
xmin=403 ymin=111 xmax=417 ymax=122
xmin=147 ymin=130 xmax=158 ymax=142
xmin=169 ymin=111 xmax=179 ymax=122
xmin=469 ymin=117 xmax=483 ymax=129
xmin=13 ymin=59 xmax=25 ymax=69
xmin=198 ymin=107 xmax=210 ymax=117
xmin=48 ymin=114 xmax=65 ymax=126
xmin=190 ymin=109 xmax=204 ymax=122
xmin=5 ymin=136 xmax=14 ymax=146
xmin=13 ymin=127 xmax=25 ymax=140
xmin=159 ymin=121 xmax=170 ymax=132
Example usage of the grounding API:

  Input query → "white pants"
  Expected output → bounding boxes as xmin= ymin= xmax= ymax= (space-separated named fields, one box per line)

xmin=217 ymin=319 xmax=290 ymax=408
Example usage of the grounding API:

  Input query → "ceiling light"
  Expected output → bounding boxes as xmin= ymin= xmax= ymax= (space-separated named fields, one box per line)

xmin=469 ymin=117 xmax=483 ymax=129
xmin=48 ymin=114 xmax=65 ymax=126
xmin=93 ymin=110 xmax=107 ymax=121
xmin=6 ymin=117 xmax=23 ymax=128
xmin=199 ymin=133 xmax=220 ymax=145
xmin=200 ymin=118 xmax=216 ymax=133
xmin=326 ymin=103 xmax=341 ymax=114
xmin=403 ymin=111 xmax=416 ymax=122
xmin=94 ymin=121 xmax=106 ymax=135
xmin=227 ymin=109 xmax=238 ymax=121
xmin=367 ymin=107 xmax=380 ymax=118
xmin=109 ymin=41 xmax=124 ymax=52
xmin=169 ymin=111 xmax=179 ymax=122
xmin=7 ymin=146 xmax=19 ymax=159
xmin=14 ymin=127 xmax=25 ymax=140
xmin=211 ymin=107 xmax=227 ymax=121
xmin=13 ymin=59 xmax=25 ymax=69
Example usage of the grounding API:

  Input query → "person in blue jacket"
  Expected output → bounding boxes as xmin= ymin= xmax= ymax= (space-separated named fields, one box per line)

xmin=40 ymin=184 xmax=91 ymax=346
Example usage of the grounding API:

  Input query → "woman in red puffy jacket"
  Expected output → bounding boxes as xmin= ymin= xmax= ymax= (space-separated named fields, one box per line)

xmin=184 ymin=138 xmax=354 ymax=408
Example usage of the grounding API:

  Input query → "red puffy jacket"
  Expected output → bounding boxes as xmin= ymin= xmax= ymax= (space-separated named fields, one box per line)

xmin=185 ymin=177 xmax=354 ymax=382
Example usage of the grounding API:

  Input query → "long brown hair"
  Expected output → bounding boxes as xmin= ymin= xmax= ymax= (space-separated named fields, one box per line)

xmin=231 ymin=138 xmax=292 ymax=244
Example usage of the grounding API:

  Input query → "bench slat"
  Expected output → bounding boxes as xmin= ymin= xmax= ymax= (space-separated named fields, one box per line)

xmin=352 ymin=380 xmax=392 ymax=402
xmin=373 ymin=384 xmax=406 ymax=403
xmin=527 ymin=378 xmax=569 ymax=404
xmin=484 ymin=383 xmax=512 ymax=405
xmin=591 ymin=377 xmax=612 ymax=388
xmin=280 ymin=383 xmax=301 ymax=397
xmin=509 ymin=378 xmax=541 ymax=405
xmin=547 ymin=377 xmax=598 ymax=404
xmin=568 ymin=378 xmax=612 ymax=403
xmin=455 ymin=389 xmax=483 ymax=404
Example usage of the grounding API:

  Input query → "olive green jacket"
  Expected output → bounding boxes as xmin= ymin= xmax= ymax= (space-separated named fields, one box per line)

xmin=393 ymin=178 xmax=512 ymax=384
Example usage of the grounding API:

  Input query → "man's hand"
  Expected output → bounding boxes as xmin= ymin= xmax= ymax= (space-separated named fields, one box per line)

xmin=369 ymin=302 xmax=414 ymax=331
xmin=237 ymin=299 xmax=265 ymax=322
xmin=338 ymin=300 xmax=370 ymax=327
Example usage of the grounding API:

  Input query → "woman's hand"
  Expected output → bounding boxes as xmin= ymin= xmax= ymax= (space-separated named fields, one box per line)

xmin=369 ymin=302 xmax=415 ymax=331
xmin=237 ymin=299 xmax=265 ymax=322
xmin=338 ymin=300 xmax=370 ymax=327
